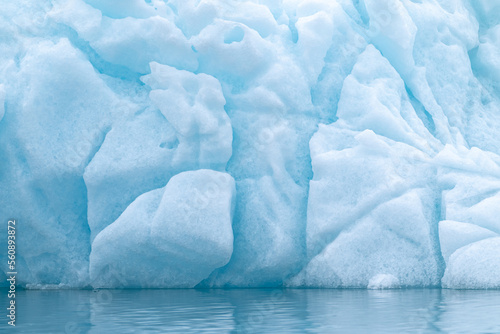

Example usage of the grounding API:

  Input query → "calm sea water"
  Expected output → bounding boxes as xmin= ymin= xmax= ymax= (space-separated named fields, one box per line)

xmin=1 ymin=288 xmax=499 ymax=333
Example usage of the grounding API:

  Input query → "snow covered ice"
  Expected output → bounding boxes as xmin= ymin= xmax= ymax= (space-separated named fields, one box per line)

xmin=1 ymin=0 xmax=500 ymax=289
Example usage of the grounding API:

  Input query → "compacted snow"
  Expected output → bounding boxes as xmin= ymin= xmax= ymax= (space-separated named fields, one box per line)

xmin=1 ymin=0 xmax=499 ymax=289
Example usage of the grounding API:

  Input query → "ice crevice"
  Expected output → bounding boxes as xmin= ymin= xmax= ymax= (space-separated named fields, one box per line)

xmin=60 ymin=24 xmax=146 ymax=84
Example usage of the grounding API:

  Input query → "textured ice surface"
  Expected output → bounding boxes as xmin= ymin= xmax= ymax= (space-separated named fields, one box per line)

xmin=439 ymin=220 xmax=497 ymax=264
xmin=1 ymin=0 xmax=500 ymax=289
xmin=90 ymin=170 xmax=235 ymax=288
xmin=442 ymin=237 xmax=500 ymax=289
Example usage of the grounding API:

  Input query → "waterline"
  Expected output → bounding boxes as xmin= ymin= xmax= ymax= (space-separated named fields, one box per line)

xmin=2 ymin=288 xmax=499 ymax=333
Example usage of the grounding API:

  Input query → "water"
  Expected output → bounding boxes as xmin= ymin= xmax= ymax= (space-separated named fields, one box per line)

xmin=1 ymin=288 xmax=499 ymax=333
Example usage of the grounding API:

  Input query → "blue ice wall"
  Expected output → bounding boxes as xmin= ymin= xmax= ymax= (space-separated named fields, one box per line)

xmin=1 ymin=0 xmax=500 ymax=289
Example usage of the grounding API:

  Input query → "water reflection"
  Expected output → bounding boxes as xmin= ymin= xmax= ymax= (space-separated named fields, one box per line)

xmin=1 ymin=288 xmax=499 ymax=333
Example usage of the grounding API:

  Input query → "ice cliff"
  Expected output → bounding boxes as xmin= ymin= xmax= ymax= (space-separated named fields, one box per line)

xmin=1 ymin=0 xmax=500 ymax=289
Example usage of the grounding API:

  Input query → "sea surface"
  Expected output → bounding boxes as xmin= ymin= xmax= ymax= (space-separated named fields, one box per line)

xmin=1 ymin=288 xmax=499 ymax=333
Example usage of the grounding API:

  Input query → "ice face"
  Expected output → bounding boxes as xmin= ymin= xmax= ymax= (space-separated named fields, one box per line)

xmin=439 ymin=220 xmax=497 ymax=264
xmin=442 ymin=237 xmax=500 ymax=289
xmin=90 ymin=170 xmax=235 ymax=288
xmin=84 ymin=61 xmax=232 ymax=240
xmin=1 ymin=0 xmax=500 ymax=289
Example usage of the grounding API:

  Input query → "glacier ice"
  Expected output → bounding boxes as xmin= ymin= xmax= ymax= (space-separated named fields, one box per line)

xmin=442 ymin=237 xmax=500 ymax=289
xmin=90 ymin=169 xmax=235 ymax=288
xmin=367 ymin=274 xmax=400 ymax=290
xmin=439 ymin=220 xmax=497 ymax=264
xmin=84 ymin=61 xmax=232 ymax=240
xmin=1 ymin=0 xmax=500 ymax=289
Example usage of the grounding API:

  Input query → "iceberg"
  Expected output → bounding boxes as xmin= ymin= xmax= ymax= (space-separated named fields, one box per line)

xmin=1 ymin=0 xmax=499 ymax=289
